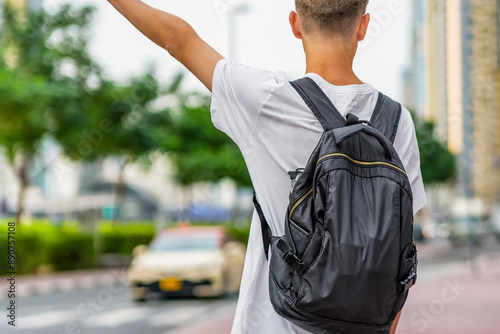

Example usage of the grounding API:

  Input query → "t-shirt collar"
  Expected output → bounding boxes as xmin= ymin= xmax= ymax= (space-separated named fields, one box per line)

xmin=304 ymin=73 xmax=374 ymax=94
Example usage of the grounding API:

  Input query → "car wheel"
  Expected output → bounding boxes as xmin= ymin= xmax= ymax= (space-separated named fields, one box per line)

xmin=222 ymin=270 xmax=239 ymax=298
xmin=130 ymin=286 xmax=148 ymax=302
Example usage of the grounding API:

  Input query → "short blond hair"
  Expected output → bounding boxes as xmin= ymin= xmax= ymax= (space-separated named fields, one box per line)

xmin=295 ymin=0 xmax=369 ymax=37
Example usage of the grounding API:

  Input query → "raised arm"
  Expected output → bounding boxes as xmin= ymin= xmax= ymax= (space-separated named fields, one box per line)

xmin=107 ymin=0 xmax=224 ymax=91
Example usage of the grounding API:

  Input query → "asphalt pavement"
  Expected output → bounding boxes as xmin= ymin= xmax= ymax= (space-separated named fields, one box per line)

xmin=0 ymin=285 xmax=236 ymax=334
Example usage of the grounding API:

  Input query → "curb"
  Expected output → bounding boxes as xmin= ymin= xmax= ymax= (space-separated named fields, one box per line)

xmin=0 ymin=268 xmax=129 ymax=299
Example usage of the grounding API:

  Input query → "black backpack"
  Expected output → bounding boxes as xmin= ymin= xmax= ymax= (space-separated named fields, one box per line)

xmin=253 ymin=78 xmax=418 ymax=334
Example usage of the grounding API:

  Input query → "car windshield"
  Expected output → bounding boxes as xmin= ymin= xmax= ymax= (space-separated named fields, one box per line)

xmin=149 ymin=233 xmax=220 ymax=252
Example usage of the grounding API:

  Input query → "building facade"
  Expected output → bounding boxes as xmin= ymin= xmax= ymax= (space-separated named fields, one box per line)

xmin=421 ymin=0 xmax=500 ymax=204
xmin=404 ymin=0 xmax=426 ymax=117
xmin=469 ymin=0 xmax=499 ymax=202
xmin=424 ymin=0 xmax=448 ymax=135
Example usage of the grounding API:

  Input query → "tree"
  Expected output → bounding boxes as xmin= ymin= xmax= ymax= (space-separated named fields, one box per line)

xmin=0 ymin=63 xmax=52 ymax=223
xmin=50 ymin=63 xmax=176 ymax=222
xmin=167 ymin=93 xmax=250 ymax=187
xmin=164 ymin=88 xmax=251 ymax=221
xmin=0 ymin=3 xmax=175 ymax=223
xmin=0 ymin=3 xmax=98 ymax=224
xmin=413 ymin=114 xmax=456 ymax=184
xmin=0 ymin=3 xmax=249 ymax=225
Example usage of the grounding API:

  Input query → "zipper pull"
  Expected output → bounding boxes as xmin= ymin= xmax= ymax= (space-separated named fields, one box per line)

xmin=288 ymin=168 xmax=304 ymax=194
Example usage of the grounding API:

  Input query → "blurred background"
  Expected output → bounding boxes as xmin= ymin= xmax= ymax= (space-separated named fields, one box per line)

xmin=0 ymin=0 xmax=499 ymax=333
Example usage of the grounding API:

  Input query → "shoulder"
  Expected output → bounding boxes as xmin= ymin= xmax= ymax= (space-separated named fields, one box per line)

xmin=211 ymin=59 xmax=291 ymax=115
xmin=392 ymin=105 xmax=420 ymax=170
xmin=210 ymin=59 xmax=292 ymax=143
xmin=213 ymin=59 xmax=289 ymax=94
xmin=396 ymin=106 xmax=417 ymax=137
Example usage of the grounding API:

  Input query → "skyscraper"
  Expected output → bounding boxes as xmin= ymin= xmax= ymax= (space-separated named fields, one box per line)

xmin=497 ymin=0 xmax=500 ymax=164
xmin=404 ymin=0 xmax=426 ymax=117
xmin=424 ymin=0 xmax=448 ymax=137
xmin=28 ymin=0 xmax=41 ymax=9
xmin=422 ymin=0 xmax=500 ymax=204
xmin=1 ymin=0 xmax=27 ymax=11
xmin=469 ymin=0 xmax=499 ymax=202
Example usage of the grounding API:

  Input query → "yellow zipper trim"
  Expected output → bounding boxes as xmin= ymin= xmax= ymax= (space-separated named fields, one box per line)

xmin=289 ymin=188 xmax=313 ymax=218
xmin=317 ymin=153 xmax=407 ymax=175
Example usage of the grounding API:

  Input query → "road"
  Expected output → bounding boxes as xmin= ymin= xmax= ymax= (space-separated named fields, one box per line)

xmin=2 ymin=287 xmax=236 ymax=334
xmin=1 ymin=237 xmax=499 ymax=334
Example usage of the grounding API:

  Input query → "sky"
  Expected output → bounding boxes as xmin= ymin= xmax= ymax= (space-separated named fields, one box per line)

xmin=44 ymin=0 xmax=413 ymax=101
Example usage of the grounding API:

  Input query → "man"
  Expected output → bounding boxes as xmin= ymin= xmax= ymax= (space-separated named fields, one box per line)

xmin=108 ymin=0 xmax=426 ymax=333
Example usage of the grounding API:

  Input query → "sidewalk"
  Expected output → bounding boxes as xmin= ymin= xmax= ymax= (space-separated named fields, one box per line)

xmin=397 ymin=252 xmax=500 ymax=334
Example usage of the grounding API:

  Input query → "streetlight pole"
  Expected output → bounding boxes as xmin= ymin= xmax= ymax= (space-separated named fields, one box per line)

xmin=226 ymin=3 xmax=249 ymax=222
xmin=227 ymin=3 xmax=249 ymax=62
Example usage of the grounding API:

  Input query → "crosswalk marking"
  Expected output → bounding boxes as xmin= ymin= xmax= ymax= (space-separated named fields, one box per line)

xmin=17 ymin=310 xmax=77 ymax=329
xmin=149 ymin=306 xmax=208 ymax=327
xmin=86 ymin=307 xmax=150 ymax=328
xmin=12 ymin=301 xmax=236 ymax=331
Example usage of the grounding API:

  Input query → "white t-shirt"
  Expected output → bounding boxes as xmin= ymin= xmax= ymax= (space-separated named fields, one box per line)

xmin=210 ymin=59 xmax=426 ymax=334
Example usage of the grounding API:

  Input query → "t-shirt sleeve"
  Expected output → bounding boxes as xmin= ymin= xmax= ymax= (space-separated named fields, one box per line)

xmin=393 ymin=107 xmax=427 ymax=216
xmin=210 ymin=59 xmax=282 ymax=145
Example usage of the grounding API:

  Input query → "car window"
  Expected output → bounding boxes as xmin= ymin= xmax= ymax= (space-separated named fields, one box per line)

xmin=149 ymin=233 xmax=220 ymax=252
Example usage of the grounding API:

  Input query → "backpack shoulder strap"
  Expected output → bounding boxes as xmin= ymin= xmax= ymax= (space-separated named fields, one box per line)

xmin=253 ymin=192 xmax=271 ymax=260
xmin=291 ymin=77 xmax=346 ymax=131
xmin=369 ymin=93 xmax=402 ymax=144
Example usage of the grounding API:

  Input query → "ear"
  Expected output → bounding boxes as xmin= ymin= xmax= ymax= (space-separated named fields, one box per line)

xmin=356 ymin=13 xmax=370 ymax=41
xmin=289 ymin=11 xmax=302 ymax=39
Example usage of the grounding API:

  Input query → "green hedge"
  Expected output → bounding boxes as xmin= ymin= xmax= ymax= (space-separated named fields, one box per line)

xmin=98 ymin=221 xmax=156 ymax=254
xmin=49 ymin=233 xmax=95 ymax=271
xmin=225 ymin=224 xmax=251 ymax=245
xmin=0 ymin=220 xmax=249 ymax=275
xmin=0 ymin=220 xmax=94 ymax=275
xmin=188 ymin=221 xmax=251 ymax=245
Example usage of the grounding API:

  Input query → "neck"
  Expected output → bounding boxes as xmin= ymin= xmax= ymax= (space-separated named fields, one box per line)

xmin=303 ymin=37 xmax=363 ymax=86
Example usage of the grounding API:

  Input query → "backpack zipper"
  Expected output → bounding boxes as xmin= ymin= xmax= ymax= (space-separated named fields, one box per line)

xmin=317 ymin=153 xmax=407 ymax=175
xmin=289 ymin=154 xmax=405 ymax=218
xmin=289 ymin=188 xmax=313 ymax=218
